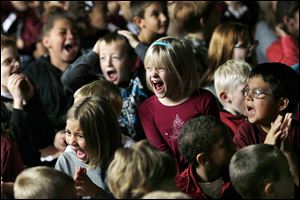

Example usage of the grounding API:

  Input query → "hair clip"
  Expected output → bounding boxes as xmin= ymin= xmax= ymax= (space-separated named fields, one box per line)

xmin=152 ymin=41 xmax=172 ymax=48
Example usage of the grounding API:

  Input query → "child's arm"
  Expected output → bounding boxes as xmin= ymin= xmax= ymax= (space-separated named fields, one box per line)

xmin=74 ymin=167 xmax=112 ymax=199
xmin=265 ymin=113 xmax=299 ymax=186
xmin=118 ymin=30 xmax=149 ymax=62
xmin=279 ymin=114 xmax=299 ymax=187
xmin=61 ymin=45 xmax=101 ymax=94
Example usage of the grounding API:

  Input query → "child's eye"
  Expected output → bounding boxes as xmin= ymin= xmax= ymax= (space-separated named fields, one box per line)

xmin=112 ymin=56 xmax=120 ymax=60
xmin=64 ymin=130 xmax=71 ymax=135
xmin=100 ymin=57 xmax=105 ymax=61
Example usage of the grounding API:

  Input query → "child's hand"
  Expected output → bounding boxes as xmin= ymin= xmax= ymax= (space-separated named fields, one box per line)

xmin=118 ymin=30 xmax=140 ymax=48
xmin=73 ymin=167 xmax=107 ymax=198
xmin=53 ymin=130 xmax=67 ymax=151
xmin=279 ymin=113 xmax=292 ymax=153
xmin=264 ymin=115 xmax=283 ymax=145
xmin=275 ymin=23 xmax=288 ymax=38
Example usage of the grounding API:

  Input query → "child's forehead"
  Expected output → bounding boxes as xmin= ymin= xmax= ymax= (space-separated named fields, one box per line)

xmin=247 ymin=76 xmax=271 ymax=87
xmin=51 ymin=18 xmax=73 ymax=29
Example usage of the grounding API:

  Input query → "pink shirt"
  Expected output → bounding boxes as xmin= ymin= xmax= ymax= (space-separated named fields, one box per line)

xmin=138 ymin=89 xmax=219 ymax=173
xmin=266 ymin=35 xmax=299 ymax=66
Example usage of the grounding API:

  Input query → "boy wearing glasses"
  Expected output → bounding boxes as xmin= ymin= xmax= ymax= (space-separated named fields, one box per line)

xmin=233 ymin=62 xmax=299 ymax=186
xmin=1 ymin=35 xmax=54 ymax=167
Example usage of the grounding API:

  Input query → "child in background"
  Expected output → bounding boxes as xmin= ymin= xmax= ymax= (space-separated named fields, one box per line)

xmin=62 ymin=31 xmax=148 ymax=141
xmin=23 ymin=7 xmax=80 ymax=153
xmin=176 ymin=115 xmax=239 ymax=199
xmin=107 ymin=140 xmax=178 ymax=199
xmin=1 ymin=34 xmax=54 ymax=167
xmin=55 ymin=97 xmax=122 ymax=198
xmin=229 ymin=144 xmax=295 ymax=199
xmin=73 ymin=79 xmax=134 ymax=147
xmin=139 ymin=37 xmax=219 ymax=173
xmin=117 ymin=1 xmax=169 ymax=64
xmin=13 ymin=166 xmax=77 ymax=199
xmin=200 ymin=22 xmax=257 ymax=96
xmin=214 ymin=60 xmax=252 ymax=136
xmin=130 ymin=1 xmax=169 ymax=46
xmin=266 ymin=1 xmax=299 ymax=66
xmin=174 ymin=1 xmax=219 ymax=78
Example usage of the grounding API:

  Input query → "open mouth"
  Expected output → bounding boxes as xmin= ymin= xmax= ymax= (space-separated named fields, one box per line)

xmin=107 ymin=70 xmax=117 ymax=82
xmin=64 ymin=44 xmax=73 ymax=52
xmin=246 ymin=105 xmax=255 ymax=116
xmin=75 ymin=149 xmax=86 ymax=159
xmin=151 ymin=79 xmax=164 ymax=93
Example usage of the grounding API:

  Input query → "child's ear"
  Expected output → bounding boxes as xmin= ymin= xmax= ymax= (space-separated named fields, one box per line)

xmin=277 ymin=97 xmax=289 ymax=112
xmin=196 ymin=153 xmax=207 ymax=166
xmin=133 ymin=16 xmax=144 ymax=29
xmin=42 ymin=36 xmax=51 ymax=49
xmin=220 ymin=91 xmax=231 ymax=103
xmin=264 ymin=182 xmax=275 ymax=197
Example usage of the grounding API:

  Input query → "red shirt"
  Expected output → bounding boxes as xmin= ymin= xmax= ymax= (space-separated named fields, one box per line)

xmin=220 ymin=110 xmax=246 ymax=137
xmin=138 ymin=89 xmax=219 ymax=173
xmin=266 ymin=35 xmax=299 ymax=67
xmin=176 ymin=165 xmax=241 ymax=199
xmin=1 ymin=132 xmax=24 ymax=182
xmin=233 ymin=120 xmax=299 ymax=154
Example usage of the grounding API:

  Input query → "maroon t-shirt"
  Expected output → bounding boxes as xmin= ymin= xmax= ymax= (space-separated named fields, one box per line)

xmin=233 ymin=120 xmax=299 ymax=154
xmin=220 ymin=110 xmax=246 ymax=138
xmin=138 ymin=89 xmax=219 ymax=173
xmin=176 ymin=165 xmax=241 ymax=199
xmin=1 ymin=132 xmax=24 ymax=182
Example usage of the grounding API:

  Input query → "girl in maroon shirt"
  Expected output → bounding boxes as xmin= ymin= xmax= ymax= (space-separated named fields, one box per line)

xmin=139 ymin=37 xmax=219 ymax=173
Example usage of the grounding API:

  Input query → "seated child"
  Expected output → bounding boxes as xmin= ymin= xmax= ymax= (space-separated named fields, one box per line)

xmin=55 ymin=97 xmax=122 ymax=198
xmin=229 ymin=144 xmax=295 ymax=199
xmin=107 ymin=140 xmax=178 ymax=199
xmin=13 ymin=166 xmax=77 ymax=199
xmin=176 ymin=115 xmax=240 ymax=199
xmin=62 ymin=31 xmax=149 ymax=141
xmin=233 ymin=62 xmax=299 ymax=153
xmin=214 ymin=60 xmax=252 ymax=136
xmin=73 ymin=79 xmax=135 ymax=147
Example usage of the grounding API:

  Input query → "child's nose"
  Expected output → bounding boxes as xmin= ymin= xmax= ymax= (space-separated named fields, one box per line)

xmin=160 ymin=13 xmax=168 ymax=22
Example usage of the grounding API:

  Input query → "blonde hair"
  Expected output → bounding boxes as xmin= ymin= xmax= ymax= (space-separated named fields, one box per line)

xmin=201 ymin=22 xmax=252 ymax=86
xmin=67 ymin=97 xmax=122 ymax=169
xmin=144 ymin=36 xmax=200 ymax=98
xmin=74 ymin=79 xmax=123 ymax=117
xmin=107 ymin=140 xmax=177 ymax=199
xmin=14 ymin=166 xmax=76 ymax=199
xmin=214 ymin=60 xmax=252 ymax=104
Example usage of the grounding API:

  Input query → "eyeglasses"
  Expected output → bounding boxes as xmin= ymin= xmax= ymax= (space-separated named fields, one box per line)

xmin=233 ymin=40 xmax=259 ymax=49
xmin=243 ymin=87 xmax=272 ymax=99
xmin=1 ymin=57 xmax=21 ymax=66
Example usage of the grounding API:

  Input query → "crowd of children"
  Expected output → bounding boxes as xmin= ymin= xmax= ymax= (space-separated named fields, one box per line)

xmin=1 ymin=1 xmax=299 ymax=199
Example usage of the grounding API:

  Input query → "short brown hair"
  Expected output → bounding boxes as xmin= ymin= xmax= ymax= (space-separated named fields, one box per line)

xmin=1 ymin=35 xmax=17 ymax=50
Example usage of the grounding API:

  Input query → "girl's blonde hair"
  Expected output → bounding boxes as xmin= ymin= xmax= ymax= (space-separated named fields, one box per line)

xmin=66 ymin=97 xmax=122 ymax=169
xmin=107 ymin=140 xmax=177 ymax=199
xmin=144 ymin=36 xmax=200 ymax=98
xmin=200 ymin=22 xmax=252 ymax=86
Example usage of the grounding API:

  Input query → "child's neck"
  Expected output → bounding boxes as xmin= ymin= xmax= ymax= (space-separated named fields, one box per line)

xmin=158 ymin=96 xmax=189 ymax=106
xmin=50 ymin=57 xmax=69 ymax=71
xmin=196 ymin=166 xmax=222 ymax=183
